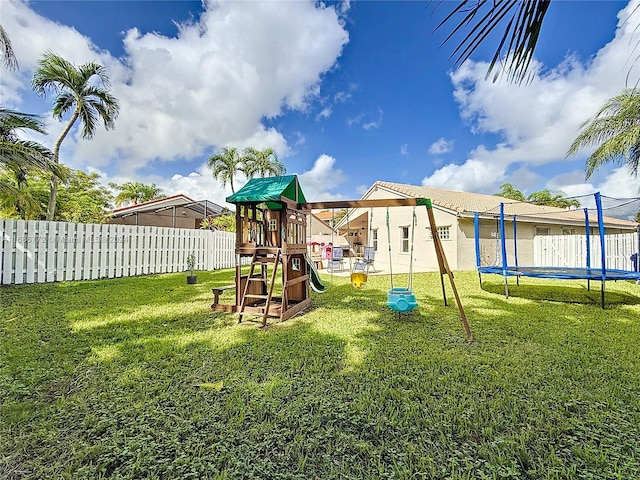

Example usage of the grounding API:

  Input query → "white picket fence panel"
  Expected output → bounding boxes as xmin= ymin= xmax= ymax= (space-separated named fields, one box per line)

xmin=0 ymin=219 xmax=240 ymax=285
xmin=534 ymin=233 xmax=639 ymax=271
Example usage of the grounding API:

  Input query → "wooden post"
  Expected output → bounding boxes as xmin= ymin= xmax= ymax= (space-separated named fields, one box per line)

xmin=425 ymin=199 xmax=473 ymax=342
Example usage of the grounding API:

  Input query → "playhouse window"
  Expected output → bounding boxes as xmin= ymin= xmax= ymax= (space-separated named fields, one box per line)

xmin=269 ymin=219 xmax=278 ymax=231
xmin=292 ymin=258 xmax=301 ymax=271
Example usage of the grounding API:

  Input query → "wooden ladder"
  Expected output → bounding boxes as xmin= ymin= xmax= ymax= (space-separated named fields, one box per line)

xmin=238 ymin=247 xmax=281 ymax=326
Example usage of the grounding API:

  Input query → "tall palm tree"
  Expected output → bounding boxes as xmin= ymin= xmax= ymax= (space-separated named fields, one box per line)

xmin=567 ymin=89 xmax=640 ymax=180
xmin=208 ymin=147 xmax=243 ymax=193
xmin=241 ymin=147 xmax=286 ymax=179
xmin=32 ymin=52 xmax=120 ymax=220
xmin=110 ymin=181 xmax=164 ymax=207
xmin=436 ymin=0 xmax=552 ymax=84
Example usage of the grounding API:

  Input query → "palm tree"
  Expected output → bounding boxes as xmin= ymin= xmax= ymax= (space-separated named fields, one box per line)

xmin=110 ymin=181 xmax=164 ymax=207
xmin=436 ymin=0 xmax=552 ymax=84
xmin=496 ymin=182 xmax=579 ymax=207
xmin=241 ymin=147 xmax=286 ymax=179
xmin=496 ymin=183 xmax=526 ymax=201
xmin=32 ymin=52 xmax=120 ymax=220
xmin=208 ymin=147 xmax=243 ymax=193
xmin=527 ymin=189 xmax=580 ymax=208
xmin=0 ymin=108 xmax=65 ymax=208
xmin=566 ymin=89 xmax=640 ymax=180
xmin=0 ymin=24 xmax=18 ymax=70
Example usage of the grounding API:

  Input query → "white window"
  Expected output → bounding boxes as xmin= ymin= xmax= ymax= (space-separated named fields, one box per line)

xmin=536 ymin=227 xmax=551 ymax=236
xmin=292 ymin=257 xmax=301 ymax=271
xmin=401 ymin=226 xmax=410 ymax=253
xmin=562 ymin=228 xmax=576 ymax=235
xmin=372 ymin=229 xmax=378 ymax=251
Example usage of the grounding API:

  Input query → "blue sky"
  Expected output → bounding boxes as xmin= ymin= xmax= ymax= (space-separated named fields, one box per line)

xmin=2 ymin=0 xmax=639 ymax=208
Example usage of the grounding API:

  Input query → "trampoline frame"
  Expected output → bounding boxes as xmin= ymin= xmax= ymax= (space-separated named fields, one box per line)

xmin=474 ymin=192 xmax=640 ymax=308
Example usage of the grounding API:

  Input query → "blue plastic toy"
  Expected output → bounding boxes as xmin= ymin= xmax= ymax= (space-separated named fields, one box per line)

xmin=387 ymin=287 xmax=418 ymax=313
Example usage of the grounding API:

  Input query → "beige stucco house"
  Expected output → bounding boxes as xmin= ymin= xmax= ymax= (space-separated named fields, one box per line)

xmin=334 ymin=181 xmax=639 ymax=273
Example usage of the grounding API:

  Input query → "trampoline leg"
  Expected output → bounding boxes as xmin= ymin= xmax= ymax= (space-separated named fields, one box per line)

xmin=503 ymin=276 xmax=509 ymax=299
xmin=478 ymin=271 xmax=483 ymax=289
xmin=587 ymin=279 xmax=590 ymax=291
xmin=601 ymin=280 xmax=605 ymax=309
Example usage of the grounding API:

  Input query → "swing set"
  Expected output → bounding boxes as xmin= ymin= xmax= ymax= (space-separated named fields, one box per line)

xmin=217 ymin=175 xmax=472 ymax=340
xmin=302 ymin=196 xmax=473 ymax=340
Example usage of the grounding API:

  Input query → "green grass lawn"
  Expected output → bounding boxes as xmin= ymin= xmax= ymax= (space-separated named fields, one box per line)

xmin=1 ymin=269 xmax=640 ymax=479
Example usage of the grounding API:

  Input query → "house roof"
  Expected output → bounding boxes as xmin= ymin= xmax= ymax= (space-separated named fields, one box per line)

xmin=110 ymin=194 xmax=226 ymax=218
xmin=369 ymin=181 xmax=638 ymax=229
xmin=226 ymin=175 xmax=306 ymax=208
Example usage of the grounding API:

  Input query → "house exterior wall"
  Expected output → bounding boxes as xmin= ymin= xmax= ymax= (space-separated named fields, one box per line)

xmin=363 ymin=189 xmax=460 ymax=273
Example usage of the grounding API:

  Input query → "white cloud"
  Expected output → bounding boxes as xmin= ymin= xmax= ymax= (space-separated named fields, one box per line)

xmin=421 ymin=0 xmax=640 ymax=197
xmin=298 ymin=154 xmax=347 ymax=201
xmin=400 ymin=143 xmax=409 ymax=155
xmin=362 ymin=108 xmax=383 ymax=130
xmin=1 ymin=0 xmax=349 ymax=175
xmin=428 ymin=137 xmax=453 ymax=155
xmin=316 ymin=107 xmax=332 ymax=120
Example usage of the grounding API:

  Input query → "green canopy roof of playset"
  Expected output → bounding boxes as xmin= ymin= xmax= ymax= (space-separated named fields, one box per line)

xmin=226 ymin=175 xmax=307 ymax=210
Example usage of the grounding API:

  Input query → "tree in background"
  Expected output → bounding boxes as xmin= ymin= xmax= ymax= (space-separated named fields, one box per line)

xmin=241 ymin=147 xmax=286 ymax=179
xmin=527 ymin=189 xmax=580 ymax=208
xmin=32 ymin=52 xmax=120 ymax=220
xmin=200 ymin=214 xmax=236 ymax=232
xmin=57 ymin=171 xmax=113 ymax=223
xmin=1 ymin=169 xmax=113 ymax=223
xmin=109 ymin=181 xmax=164 ymax=207
xmin=496 ymin=183 xmax=527 ymax=202
xmin=495 ymin=183 xmax=580 ymax=208
xmin=208 ymin=147 xmax=243 ymax=193
xmin=567 ymin=89 xmax=640 ymax=182
xmin=0 ymin=108 xmax=67 ymax=217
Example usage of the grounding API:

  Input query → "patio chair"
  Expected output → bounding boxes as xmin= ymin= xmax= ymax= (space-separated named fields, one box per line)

xmin=362 ymin=246 xmax=375 ymax=273
xmin=328 ymin=246 xmax=345 ymax=272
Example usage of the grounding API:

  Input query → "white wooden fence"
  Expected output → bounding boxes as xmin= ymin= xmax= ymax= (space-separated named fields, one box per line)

xmin=534 ymin=233 xmax=639 ymax=271
xmin=1 ymin=219 xmax=239 ymax=285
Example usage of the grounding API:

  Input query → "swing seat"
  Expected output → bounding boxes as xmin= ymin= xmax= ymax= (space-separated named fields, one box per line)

xmin=387 ymin=288 xmax=418 ymax=312
xmin=351 ymin=272 xmax=368 ymax=289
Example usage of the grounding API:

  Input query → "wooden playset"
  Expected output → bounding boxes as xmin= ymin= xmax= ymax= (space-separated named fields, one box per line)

xmin=211 ymin=175 xmax=472 ymax=340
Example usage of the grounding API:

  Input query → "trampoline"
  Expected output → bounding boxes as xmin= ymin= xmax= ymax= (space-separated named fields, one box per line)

xmin=474 ymin=192 xmax=640 ymax=308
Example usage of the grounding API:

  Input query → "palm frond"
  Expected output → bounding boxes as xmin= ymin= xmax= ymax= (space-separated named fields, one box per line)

xmin=436 ymin=0 xmax=551 ymax=84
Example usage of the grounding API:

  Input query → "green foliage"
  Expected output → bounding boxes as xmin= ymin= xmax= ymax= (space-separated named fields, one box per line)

xmin=186 ymin=252 xmax=196 ymax=275
xmin=208 ymin=147 xmax=242 ymax=193
xmin=0 ymin=169 xmax=113 ymax=223
xmin=31 ymin=51 xmax=119 ymax=220
xmin=567 ymin=88 xmax=640 ymax=180
xmin=496 ymin=183 xmax=580 ymax=208
xmin=436 ymin=1 xmax=551 ymax=84
xmin=241 ymin=147 xmax=286 ymax=179
xmin=208 ymin=146 xmax=285 ymax=194
xmin=2 ymin=271 xmax=640 ymax=478
xmin=109 ymin=181 xmax=164 ymax=207
xmin=200 ymin=214 xmax=236 ymax=232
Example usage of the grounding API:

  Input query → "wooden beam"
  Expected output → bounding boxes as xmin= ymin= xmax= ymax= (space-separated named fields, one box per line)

xmin=300 ymin=198 xmax=430 ymax=210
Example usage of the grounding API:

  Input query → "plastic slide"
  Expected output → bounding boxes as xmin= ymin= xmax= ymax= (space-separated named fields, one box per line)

xmin=304 ymin=254 xmax=326 ymax=293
